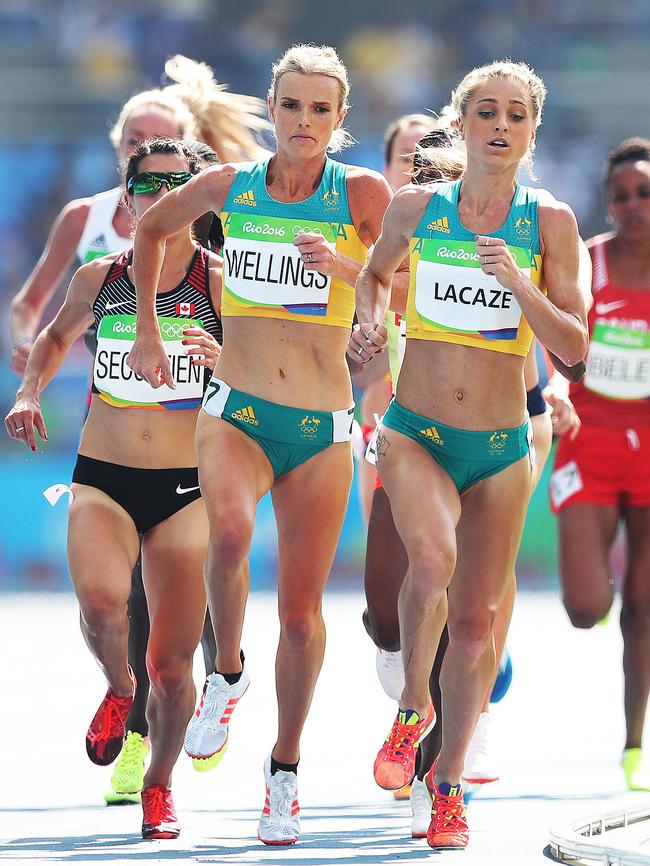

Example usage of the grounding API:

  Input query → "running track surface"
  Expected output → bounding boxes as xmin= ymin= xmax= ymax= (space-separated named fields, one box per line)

xmin=1 ymin=590 xmax=646 ymax=865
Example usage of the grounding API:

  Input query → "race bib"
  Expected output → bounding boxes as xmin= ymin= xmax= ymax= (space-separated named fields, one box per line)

xmin=413 ymin=239 xmax=530 ymax=338
xmin=223 ymin=213 xmax=334 ymax=315
xmin=93 ymin=315 xmax=204 ymax=407
xmin=584 ymin=322 xmax=650 ymax=400
xmin=549 ymin=460 xmax=583 ymax=510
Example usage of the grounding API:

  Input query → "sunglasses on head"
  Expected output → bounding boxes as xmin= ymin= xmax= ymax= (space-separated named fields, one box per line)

xmin=127 ymin=171 xmax=192 ymax=195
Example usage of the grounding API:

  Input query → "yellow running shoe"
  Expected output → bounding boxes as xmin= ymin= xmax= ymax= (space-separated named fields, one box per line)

xmin=393 ymin=783 xmax=412 ymax=800
xmin=105 ymin=731 xmax=149 ymax=806
xmin=192 ymin=742 xmax=228 ymax=773
xmin=622 ymin=748 xmax=650 ymax=791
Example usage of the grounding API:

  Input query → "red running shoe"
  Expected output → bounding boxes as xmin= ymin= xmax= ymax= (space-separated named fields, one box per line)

xmin=373 ymin=703 xmax=436 ymax=790
xmin=141 ymin=785 xmax=180 ymax=840
xmin=85 ymin=668 xmax=136 ymax=766
xmin=425 ymin=769 xmax=469 ymax=850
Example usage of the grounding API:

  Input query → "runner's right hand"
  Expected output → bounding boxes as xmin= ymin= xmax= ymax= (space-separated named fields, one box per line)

xmin=126 ymin=334 xmax=175 ymax=389
xmin=347 ymin=323 xmax=387 ymax=364
xmin=5 ymin=397 xmax=47 ymax=452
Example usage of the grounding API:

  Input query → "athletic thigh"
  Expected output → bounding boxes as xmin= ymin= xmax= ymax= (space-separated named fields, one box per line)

xmin=558 ymin=503 xmax=619 ymax=613
xmin=364 ymin=485 xmax=409 ymax=634
xmin=141 ymin=498 xmax=208 ymax=664
xmin=68 ymin=484 xmax=140 ymax=610
xmin=196 ymin=412 xmax=274 ymax=537
xmin=272 ymin=442 xmax=353 ymax=614
xmin=376 ymin=426 xmax=461 ymax=583
xmin=448 ymin=455 xmax=531 ymax=627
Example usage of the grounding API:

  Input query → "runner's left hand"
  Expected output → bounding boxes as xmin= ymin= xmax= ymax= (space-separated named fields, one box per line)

xmin=293 ymin=232 xmax=337 ymax=275
xmin=182 ymin=326 xmax=221 ymax=370
xmin=476 ymin=235 xmax=522 ymax=291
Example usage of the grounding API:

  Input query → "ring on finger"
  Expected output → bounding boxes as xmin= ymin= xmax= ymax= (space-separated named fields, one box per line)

xmin=357 ymin=345 xmax=364 ymax=356
xmin=305 ymin=252 xmax=313 ymax=264
xmin=363 ymin=330 xmax=372 ymax=339
xmin=486 ymin=237 xmax=490 ymax=246
xmin=15 ymin=426 xmax=24 ymax=432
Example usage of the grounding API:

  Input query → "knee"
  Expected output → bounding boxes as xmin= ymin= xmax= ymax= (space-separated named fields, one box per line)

xmin=447 ymin=614 xmax=494 ymax=668
xmin=280 ymin=607 xmax=323 ymax=649
xmin=408 ymin=543 xmax=455 ymax=600
xmin=208 ymin=515 xmax=253 ymax=568
xmin=79 ymin=588 xmax=127 ymax=632
xmin=147 ymin=653 xmax=193 ymax=700
xmin=563 ymin=595 xmax=608 ymax=630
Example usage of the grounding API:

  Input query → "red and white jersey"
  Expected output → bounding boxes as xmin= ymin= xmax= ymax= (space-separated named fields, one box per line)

xmin=571 ymin=233 xmax=650 ymax=428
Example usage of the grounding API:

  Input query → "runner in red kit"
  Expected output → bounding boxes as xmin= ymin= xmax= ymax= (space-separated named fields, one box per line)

xmin=550 ymin=137 xmax=650 ymax=791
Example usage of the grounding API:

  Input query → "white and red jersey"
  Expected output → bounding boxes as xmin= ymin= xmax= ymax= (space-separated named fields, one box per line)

xmin=570 ymin=233 xmax=650 ymax=428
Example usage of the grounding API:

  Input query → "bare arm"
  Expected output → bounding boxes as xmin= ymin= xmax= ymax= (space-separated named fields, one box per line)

xmin=127 ymin=165 xmax=235 ymax=388
xmin=10 ymin=199 xmax=90 ymax=373
xmin=476 ymin=197 xmax=589 ymax=367
xmin=5 ymin=259 xmax=102 ymax=450
xmin=546 ymin=237 xmax=592 ymax=381
xmin=348 ymin=185 xmax=429 ymax=362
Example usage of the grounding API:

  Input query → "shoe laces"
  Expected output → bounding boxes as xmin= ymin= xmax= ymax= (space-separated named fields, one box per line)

xmin=143 ymin=786 xmax=174 ymax=825
xmin=89 ymin=694 xmax=130 ymax=744
xmin=380 ymin=651 xmax=403 ymax=674
xmin=118 ymin=732 xmax=144 ymax=772
xmin=431 ymin=790 xmax=467 ymax=833
xmin=385 ymin=719 xmax=420 ymax=763
xmin=200 ymin=676 xmax=232 ymax=720
xmin=269 ymin=774 xmax=297 ymax=820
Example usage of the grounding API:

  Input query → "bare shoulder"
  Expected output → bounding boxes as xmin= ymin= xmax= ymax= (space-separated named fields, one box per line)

xmin=56 ymin=196 xmax=93 ymax=234
xmin=346 ymin=164 xmax=391 ymax=193
xmin=206 ymin=250 xmax=223 ymax=275
xmin=203 ymin=163 xmax=238 ymax=194
xmin=585 ymin=230 xmax=614 ymax=251
xmin=69 ymin=255 xmax=115 ymax=300
xmin=536 ymin=188 xmax=578 ymax=234
xmin=387 ymin=182 xmax=438 ymax=225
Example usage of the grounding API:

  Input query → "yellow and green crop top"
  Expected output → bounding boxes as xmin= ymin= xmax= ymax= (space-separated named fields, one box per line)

xmin=220 ymin=157 xmax=367 ymax=328
xmin=406 ymin=180 xmax=544 ymax=357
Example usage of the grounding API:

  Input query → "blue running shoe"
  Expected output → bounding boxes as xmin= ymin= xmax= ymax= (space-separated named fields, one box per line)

xmin=490 ymin=649 xmax=512 ymax=704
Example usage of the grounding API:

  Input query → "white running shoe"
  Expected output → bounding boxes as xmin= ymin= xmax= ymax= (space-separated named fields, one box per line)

xmin=462 ymin=712 xmax=499 ymax=784
xmin=410 ymin=777 xmax=432 ymax=838
xmin=184 ymin=667 xmax=250 ymax=761
xmin=258 ymin=755 xmax=300 ymax=845
xmin=375 ymin=648 xmax=405 ymax=702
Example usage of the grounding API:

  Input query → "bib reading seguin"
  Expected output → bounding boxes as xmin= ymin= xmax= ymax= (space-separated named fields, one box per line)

xmin=93 ymin=315 xmax=204 ymax=407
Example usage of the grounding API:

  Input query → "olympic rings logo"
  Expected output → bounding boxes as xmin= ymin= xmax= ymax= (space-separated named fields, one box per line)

xmin=162 ymin=323 xmax=185 ymax=338
xmin=292 ymin=226 xmax=323 ymax=237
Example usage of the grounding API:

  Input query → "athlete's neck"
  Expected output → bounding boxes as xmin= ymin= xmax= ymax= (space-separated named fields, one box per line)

xmin=266 ymin=151 xmax=327 ymax=202
xmin=458 ymin=165 xmax=518 ymax=217
xmin=611 ymin=231 xmax=650 ymax=264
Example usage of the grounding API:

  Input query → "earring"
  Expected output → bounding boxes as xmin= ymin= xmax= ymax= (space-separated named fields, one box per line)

xmin=606 ymin=213 xmax=614 ymax=225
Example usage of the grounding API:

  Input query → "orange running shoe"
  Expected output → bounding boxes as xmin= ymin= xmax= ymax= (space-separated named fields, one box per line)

xmin=85 ymin=668 xmax=136 ymax=766
xmin=425 ymin=770 xmax=469 ymax=850
xmin=141 ymin=785 xmax=180 ymax=840
xmin=373 ymin=704 xmax=436 ymax=790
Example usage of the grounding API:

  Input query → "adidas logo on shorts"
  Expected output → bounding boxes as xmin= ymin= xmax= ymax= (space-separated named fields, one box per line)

xmin=231 ymin=405 xmax=259 ymax=425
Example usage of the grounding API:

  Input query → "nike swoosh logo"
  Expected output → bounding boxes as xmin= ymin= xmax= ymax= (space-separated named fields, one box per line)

xmin=595 ymin=300 xmax=627 ymax=315
xmin=176 ymin=484 xmax=200 ymax=495
xmin=105 ymin=301 xmax=133 ymax=311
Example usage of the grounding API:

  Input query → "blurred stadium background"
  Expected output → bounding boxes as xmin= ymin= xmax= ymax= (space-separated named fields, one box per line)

xmin=0 ymin=0 xmax=645 ymax=591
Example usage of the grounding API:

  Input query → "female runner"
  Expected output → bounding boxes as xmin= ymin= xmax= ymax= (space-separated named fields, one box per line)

xmin=551 ymin=138 xmax=650 ymax=791
xmin=126 ymin=44 xmax=397 ymax=845
xmin=6 ymin=138 xmax=222 ymax=839
xmin=350 ymin=60 xmax=588 ymax=848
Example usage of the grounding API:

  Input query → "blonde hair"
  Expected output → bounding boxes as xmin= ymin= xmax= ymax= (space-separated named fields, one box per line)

xmin=450 ymin=60 xmax=547 ymax=178
xmin=163 ymin=55 xmax=270 ymax=162
xmin=269 ymin=44 xmax=354 ymax=153
xmin=109 ymin=89 xmax=197 ymax=149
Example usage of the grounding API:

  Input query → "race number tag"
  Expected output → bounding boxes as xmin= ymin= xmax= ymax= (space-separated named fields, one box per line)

xmin=413 ymin=239 xmax=530 ymax=339
xmin=549 ymin=460 xmax=583 ymax=510
xmin=93 ymin=315 xmax=204 ymax=407
xmin=223 ymin=214 xmax=335 ymax=315
xmin=585 ymin=322 xmax=650 ymax=400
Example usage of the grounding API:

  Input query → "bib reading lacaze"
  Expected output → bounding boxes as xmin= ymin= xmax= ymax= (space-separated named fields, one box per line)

xmin=406 ymin=180 xmax=544 ymax=357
